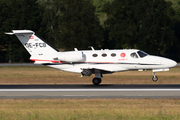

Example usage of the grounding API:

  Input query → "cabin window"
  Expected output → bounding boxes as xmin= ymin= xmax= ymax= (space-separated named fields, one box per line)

xmin=130 ymin=52 xmax=138 ymax=58
xmin=92 ymin=54 xmax=98 ymax=57
xmin=137 ymin=51 xmax=148 ymax=58
xmin=111 ymin=53 xmax=116 ymax=57
xmin=102 ymin=53 xmax=107 ymax=57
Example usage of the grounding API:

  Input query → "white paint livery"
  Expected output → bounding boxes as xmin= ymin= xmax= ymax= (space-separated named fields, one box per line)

xmin=6 ymin=30 xmax=177 ymax=85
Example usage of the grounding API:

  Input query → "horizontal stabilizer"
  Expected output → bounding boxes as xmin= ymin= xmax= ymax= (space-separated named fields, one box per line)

xmin=5 ymin=30 xmax=34 ymax=35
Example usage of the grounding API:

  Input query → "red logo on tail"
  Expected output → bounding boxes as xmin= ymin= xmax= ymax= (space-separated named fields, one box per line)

xmin=29 ymin=36 xmax=34 ymax=39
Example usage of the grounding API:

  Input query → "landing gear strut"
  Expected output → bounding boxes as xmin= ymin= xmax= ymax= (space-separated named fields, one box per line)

xmin=152 ymin=72 xmax=158 ymax=82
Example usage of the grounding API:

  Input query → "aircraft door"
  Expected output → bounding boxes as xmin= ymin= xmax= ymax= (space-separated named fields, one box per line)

xmin=130 ymin=52 xmax=140 ymax=69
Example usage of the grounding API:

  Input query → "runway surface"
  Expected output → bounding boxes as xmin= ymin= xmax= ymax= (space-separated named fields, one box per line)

xmin=0 ymin=84 xmax=180 ymax=99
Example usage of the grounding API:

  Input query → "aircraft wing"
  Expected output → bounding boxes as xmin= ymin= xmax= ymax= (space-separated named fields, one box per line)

xmin=81 ymin=64 xmax=127 ymax=75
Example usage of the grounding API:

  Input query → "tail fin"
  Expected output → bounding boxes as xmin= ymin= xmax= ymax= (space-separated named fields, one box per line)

xmin=5 ymin=30 xmax=58 ymax=56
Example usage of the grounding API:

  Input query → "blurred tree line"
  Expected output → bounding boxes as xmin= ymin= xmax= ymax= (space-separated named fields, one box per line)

xmin=0 ymin=0 xmax=180 ymax=63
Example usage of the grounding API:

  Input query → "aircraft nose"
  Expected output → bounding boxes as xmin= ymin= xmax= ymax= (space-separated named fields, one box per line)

xmin=164 ymin=58 xmax=177 ymax=68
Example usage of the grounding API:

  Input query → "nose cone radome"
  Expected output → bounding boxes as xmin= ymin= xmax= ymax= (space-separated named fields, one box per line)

xmin=164 ymin=58 xmax=177 ymax=68
xmin=169 ymin=59 xmax=177 ymax=67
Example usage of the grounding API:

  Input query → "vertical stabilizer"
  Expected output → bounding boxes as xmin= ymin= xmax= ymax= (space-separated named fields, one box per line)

xmin=5 ymin=30 xmax=58 ymax=56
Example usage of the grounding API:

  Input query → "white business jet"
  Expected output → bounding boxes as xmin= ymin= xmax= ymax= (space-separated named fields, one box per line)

xmin=6 ymin=30 xmax=177 ymax=85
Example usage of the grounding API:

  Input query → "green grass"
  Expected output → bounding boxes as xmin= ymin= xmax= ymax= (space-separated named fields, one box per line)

xmin=0 ymin=99 xmax=180 ymax=120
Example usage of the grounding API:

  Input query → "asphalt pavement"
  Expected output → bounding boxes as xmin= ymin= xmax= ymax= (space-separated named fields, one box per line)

xmin=0 ymin=84 xmax=180 ymax=99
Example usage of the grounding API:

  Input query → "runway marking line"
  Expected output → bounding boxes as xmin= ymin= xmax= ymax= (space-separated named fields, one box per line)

xmin=0 ymin=89 xmax=180 ymax=92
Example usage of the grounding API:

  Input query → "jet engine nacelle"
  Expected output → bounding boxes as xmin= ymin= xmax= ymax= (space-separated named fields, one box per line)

xmin=58 ymin=51 xmax=84 ymax=62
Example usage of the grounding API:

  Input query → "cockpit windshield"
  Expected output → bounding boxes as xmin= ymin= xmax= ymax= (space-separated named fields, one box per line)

xmin=137 ymin=51 xmax=148 ymax=58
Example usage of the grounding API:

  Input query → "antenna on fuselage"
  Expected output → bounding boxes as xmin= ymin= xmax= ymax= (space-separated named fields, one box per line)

xmin=88 ymin=46 xmax=95 ymax=51
xmin=74 ymin=48 xmax=78 ymax=51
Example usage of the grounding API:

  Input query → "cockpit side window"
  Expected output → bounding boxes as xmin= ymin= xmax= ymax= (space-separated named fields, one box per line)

xmin=130 ymin=52 xmax=138 ymax=58
xmin=137 ymin=51 xmax=148 ymax=58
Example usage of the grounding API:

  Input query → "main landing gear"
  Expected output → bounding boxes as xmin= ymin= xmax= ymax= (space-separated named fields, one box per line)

xmin=92 ymin=78 xmax=102 ymax=85
xmin=152 ymin=72 xmax=158 ymax=82
xmin=92 ymin=70 xmax=102 ymax=85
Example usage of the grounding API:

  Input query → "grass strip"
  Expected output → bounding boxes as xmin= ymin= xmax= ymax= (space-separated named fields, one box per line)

xmin=0 ymin=99 xmax=180 ymax=120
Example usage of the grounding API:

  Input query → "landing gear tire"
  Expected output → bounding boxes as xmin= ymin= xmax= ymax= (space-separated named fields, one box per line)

xmin=152 ymin=76 xmax=158 ymax=82
xmin=92 ymin=78 xmax=102 ymax=85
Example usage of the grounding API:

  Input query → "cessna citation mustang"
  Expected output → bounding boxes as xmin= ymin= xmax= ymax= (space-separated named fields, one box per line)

xmin=6 ymin=30 xmax=177 ymax=85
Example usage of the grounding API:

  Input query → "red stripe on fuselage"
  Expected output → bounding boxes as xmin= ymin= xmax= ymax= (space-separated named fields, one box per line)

xmin=30 ymin=59 xmax=114 ymax=64
xmin=30 ymin=59 xmax=62 ymax=63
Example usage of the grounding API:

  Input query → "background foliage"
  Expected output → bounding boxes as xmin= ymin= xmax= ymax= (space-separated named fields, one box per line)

xmin=0 ymin=0 xmax=180 ymax=62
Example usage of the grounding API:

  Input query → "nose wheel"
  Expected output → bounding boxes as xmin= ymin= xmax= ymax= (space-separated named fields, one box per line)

xmin=152 ymin=72 xmax=158 ymax=82
xmin=92 ymin=78 xmax=102 ymax=85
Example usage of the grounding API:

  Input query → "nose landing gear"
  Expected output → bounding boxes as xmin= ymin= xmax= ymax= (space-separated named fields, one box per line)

xmin=152 ymin=72 xmax=158 ymax=82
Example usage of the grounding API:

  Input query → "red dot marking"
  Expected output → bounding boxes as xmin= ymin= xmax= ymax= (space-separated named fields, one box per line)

xmin=120 ymin=53 xmax=126 ymax=58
